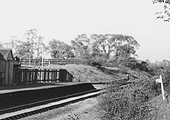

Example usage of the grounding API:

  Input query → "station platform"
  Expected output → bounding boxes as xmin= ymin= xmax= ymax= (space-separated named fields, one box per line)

xmin=0 ymin=82 xmax=96 ymax=111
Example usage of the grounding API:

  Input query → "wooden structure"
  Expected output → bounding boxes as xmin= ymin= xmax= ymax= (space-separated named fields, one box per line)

xmin=0 ymin=49 xmax=73 ymax=85
xmin=13 ymin=69 xmax=73 ymax=85
xmin=0 ymin=49 xmax=15 ymax=85
xmin=0 ymin=53 xmax=6 ymax=85
xmin=20 ymin=58 xmax=82 ymax=66
xmin=14 ymin=56 xmax=21 ymax=69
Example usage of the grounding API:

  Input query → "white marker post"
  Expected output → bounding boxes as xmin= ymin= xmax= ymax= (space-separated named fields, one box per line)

xmin=156 ymin=75 xmax=165 ymax=100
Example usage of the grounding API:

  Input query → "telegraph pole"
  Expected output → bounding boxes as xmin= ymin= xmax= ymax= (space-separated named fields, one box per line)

xmin=42 ymin=44 xmax=44 ymax=69
xmin=41 ymin=37 xmax=44 ymax=70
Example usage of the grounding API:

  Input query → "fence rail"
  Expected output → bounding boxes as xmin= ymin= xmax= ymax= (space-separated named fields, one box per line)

xmin=13 ymin=69 xmax=73 ymax=85
xmin=20 ymin=59 xmax=82 ymax=66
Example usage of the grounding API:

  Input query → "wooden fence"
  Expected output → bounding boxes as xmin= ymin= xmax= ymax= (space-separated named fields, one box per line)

xmin=13 ymin=69 xmax=73 ymax=85
xmin=20 ymin=59 xmax=82 ymax=66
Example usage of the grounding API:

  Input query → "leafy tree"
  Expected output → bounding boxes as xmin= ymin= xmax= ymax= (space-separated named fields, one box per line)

xmin=71 ymin=34 xmax=95 ymax=59
xmin=3 ymin=36 xmax=17 ymax=49
xmin=14 ymin=38 xmax=47 ymax=60
xmin=14 ymin=41 xmax=32 ymax=59
xmin=72 ymin=34 xmax=139 ymax=60
xmin=48 ymin=39 xmax=74 ymax=59
xmin=92 ymin=34 xmax=139 ymax=59
xmin=23 ymin=29 xmax=46 ymax=59
xmin=3 ymin=36 xmax=25 ymax=55
xmin=23 ymin=29 xmax=38 ymax=59
xmin=153 ymin=0 xmax=170 ymax=22
xmin=34 ymin=36 xmax=45 ymax=59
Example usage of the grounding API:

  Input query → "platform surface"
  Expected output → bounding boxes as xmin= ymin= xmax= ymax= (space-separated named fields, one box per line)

xmin=0 ymin=82 xmax=84 ymax=95
xmin=0 ymin=82 xmax=96 ymax=110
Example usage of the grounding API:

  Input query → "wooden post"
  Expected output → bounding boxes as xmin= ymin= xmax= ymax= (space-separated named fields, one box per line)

xmin=31 ymin=69 xmax=35 ymax=83
xmin=34 ymin=69 xmax=38 ymax=84
xmin=47 ymin=69 xmax=50 ymax=82
xmin=44 ymin=69 xmax=46 ymax=82
xmin=52 ymin=70 xmax=54 ymax=81
xmin=48 ymin=60 xmax=50 ymax=69
xmin=23 ymin=69 xmax=27 ymax=84
xmin=39 ymin=69 xmax=42 ymax=83
xmin=20 ymin=69 xmax=23 ymax=84
xmin=28 ymin=69 xmax=31 ymax=84
xmin=55 ymin=70 xmax=58 ymax=82
xmin=41 ymin=44 xmax=44 ymax=70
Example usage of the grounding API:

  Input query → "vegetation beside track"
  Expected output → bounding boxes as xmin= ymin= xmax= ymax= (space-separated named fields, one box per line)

xmin=19 ymin=59 xmax=170 ymax=120
xmin=46 ymin=61 xmax=170 ymax=120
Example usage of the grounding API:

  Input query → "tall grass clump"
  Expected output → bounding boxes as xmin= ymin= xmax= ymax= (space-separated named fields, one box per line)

xmin=98 ymin=81 xmax=158 ymax=120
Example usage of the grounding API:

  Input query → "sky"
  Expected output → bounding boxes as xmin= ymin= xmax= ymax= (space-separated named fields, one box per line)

xmin=0 ymin=0 xmax=170 ymax=62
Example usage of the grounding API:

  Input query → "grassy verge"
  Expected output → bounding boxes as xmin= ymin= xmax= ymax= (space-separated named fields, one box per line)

xmin=47 ymin=64 xmax=118 ymax=82
xmin=96 ymin=70 xmax=161 ymax=120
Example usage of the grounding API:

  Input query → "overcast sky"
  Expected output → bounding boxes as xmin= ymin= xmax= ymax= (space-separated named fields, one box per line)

xmin=0 ymin=0 xmax=170 ymax=62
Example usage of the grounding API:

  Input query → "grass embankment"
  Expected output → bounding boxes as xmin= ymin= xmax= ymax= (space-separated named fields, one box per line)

xmin=46 ymin=64 xmax=159 ymax=120
xmin=21 ymin=64 xmax=166 ymax=120
xmin=96 ymin=67 xmax=168 ymax=120
xmin=47 ymin=64 xmax=151 ymax=83
xmin=47 ymin=64 xmax=120 ymax=83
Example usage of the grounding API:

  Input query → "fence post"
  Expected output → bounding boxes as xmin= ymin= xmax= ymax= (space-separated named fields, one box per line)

xmin=39 ymin=69 xmax=41 ymax=82
xmin=47 ymin=69 xmax=50 ymax=82
xmin=23 ymin=69 xmax=27 ymax=84
xmin=52 ymin=70 xmax=55 ymax=81
xmin=31 ymin=69 xmax=34 ymax=83
xmin=44 ymin=69 xmax=46 ymax=82
xmin=54 ymin=70 xmax=57 ymax=82
xmin=34 ymin=69 xmax=38 ymax=84
xmin=28 ymin=69 xmax=31 ymax=84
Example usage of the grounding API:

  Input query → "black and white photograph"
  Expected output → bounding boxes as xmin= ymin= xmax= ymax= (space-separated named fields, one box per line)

xmin=0 ymin=0 xmax=170 ymax=119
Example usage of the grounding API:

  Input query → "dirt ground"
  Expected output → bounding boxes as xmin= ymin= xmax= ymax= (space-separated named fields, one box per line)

xmin=20 ymin=96 xmax=105 ymax=120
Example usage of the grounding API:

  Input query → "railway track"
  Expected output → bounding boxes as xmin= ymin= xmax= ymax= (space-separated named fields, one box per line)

xmin=0 ymin=88 xmax=105 ymax=120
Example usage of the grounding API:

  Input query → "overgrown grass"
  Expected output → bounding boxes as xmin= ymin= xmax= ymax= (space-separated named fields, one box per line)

xmin=98 ymin=81 xmax=158 ymax=120
xmin=96 ymin=66 xmax=163 ymax=120
xmin=47 ymin=61 xmax=170 ymax=119
xmin=47 ymin=64 xmax=117 ymax=82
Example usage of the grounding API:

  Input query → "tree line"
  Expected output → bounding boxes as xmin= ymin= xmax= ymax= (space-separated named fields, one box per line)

xmin=0 ymin=29 xmax=140 ymax=63
xmin=153 ymin=0 xmax=170 ymax=22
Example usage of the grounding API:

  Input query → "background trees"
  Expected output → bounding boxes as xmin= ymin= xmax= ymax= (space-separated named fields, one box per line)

xmin=71 ymin=34 xmax=139 ymax=63
xmin=14 ymin=41 xmax=32 ymax=59
xmin=71 ymin=34 xmax=93 ymax=59
xmin=153 ymin=0 xmax=170 ymax=22
xmin=48 ymin=39 xmax=74 ymax=59
xmin=2 ymin=29 xmax=140 ymax=65
xmin=23 ymin=29 xmax=46 ymax=59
